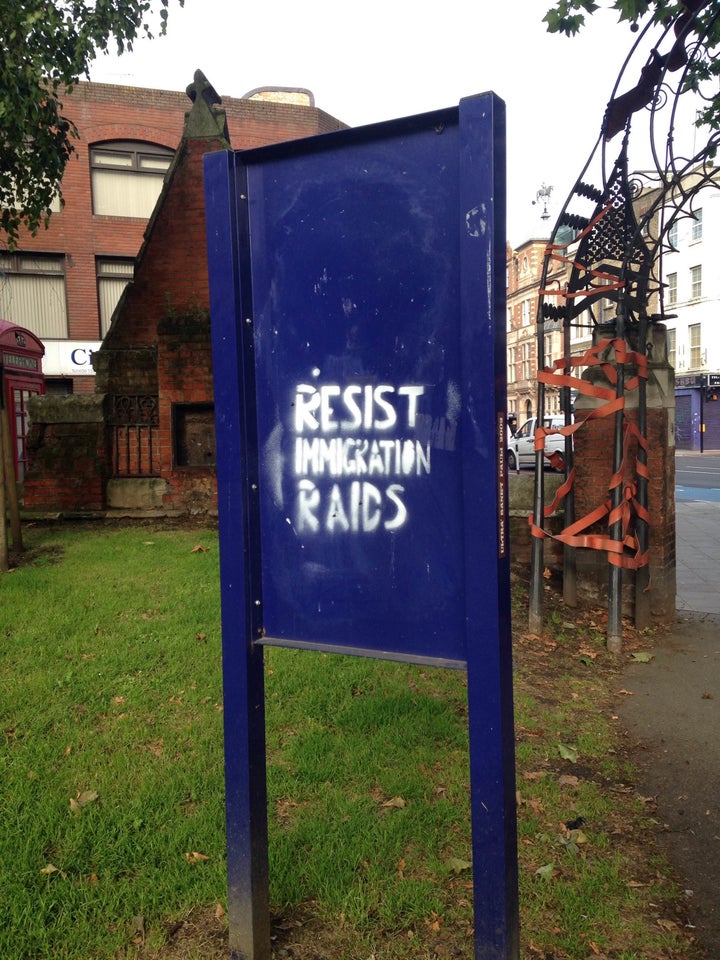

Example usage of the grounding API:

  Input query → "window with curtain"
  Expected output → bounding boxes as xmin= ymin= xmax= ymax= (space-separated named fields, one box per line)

xmin=0 ymin=253 xmax=67 ymax=338
xmin=90 ymin=142 xmax=174 ymax=218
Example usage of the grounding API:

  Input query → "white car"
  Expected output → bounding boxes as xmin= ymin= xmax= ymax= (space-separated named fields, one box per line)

xmin=508 ymin=416 xmax=571 ymax=471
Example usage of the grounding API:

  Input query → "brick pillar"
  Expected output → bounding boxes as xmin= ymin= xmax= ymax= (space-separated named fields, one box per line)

xmin=572 ymin=324 xmax=676 ymax=623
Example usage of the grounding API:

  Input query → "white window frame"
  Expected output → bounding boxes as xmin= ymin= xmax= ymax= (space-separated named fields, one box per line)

xmin=690 ymin=264 xmax=702 ymax=301
xmin=689 ymin=323 xmax=702 ymax=368
xmin=667 ymin=327 xmax=676 ymax=368
xmin=691 ymin=208 xmax=703 ymax=242
xmin=521 ymin=341 xmax=532 ymax=381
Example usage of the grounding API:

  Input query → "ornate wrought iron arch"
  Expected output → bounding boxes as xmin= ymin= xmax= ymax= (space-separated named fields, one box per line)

xmin=528 ymin=2 xmax=720 ymax=647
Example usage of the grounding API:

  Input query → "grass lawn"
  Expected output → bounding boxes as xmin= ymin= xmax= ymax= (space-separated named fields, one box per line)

xmin=0 ymin=522 xmax=701 ymax=959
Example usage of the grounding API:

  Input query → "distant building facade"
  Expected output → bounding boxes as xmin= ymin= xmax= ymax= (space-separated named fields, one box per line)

xmin=505 ymin=238 xmax=566 ymax=427
xmin=659 ymin=183 xmax=720 ymax=450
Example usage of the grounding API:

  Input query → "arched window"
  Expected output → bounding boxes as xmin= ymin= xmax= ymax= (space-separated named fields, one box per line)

xmin=90 ymin=141 xmax=174 ymax=218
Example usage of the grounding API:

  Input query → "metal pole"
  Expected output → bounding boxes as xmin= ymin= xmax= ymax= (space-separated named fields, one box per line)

xmin=607 ymin=295 xmax=626 ymax=653
xmin=0 ymin=407 xmax=22 ymax=552
xmin=562 ymin=316 xmax=576 ymax=606
xmin=528 ymin=319 xmax=546 ymax=635
xmin=634 ymin=310 xmax=650 ymax=630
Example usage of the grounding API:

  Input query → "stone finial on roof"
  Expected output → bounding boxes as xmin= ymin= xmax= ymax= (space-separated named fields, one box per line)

xmin=184 ymin=69 xmax=229 ymax=143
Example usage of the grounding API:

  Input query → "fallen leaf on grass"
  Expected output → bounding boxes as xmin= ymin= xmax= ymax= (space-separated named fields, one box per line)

xmin=70 ymin=790 xmax=99 ymax=816
xmin=579 ymin=646 xmax=598 ymax=660
xmin=214 ymin=903 xmax=225 ymax=920
xmin=381 ymin=796 xmax=406 ymax=809
xmin=40 ymin=864 xmax=61 ymax=875
xmin=185 ymin=851 xmax=210 ymax=863
xmin=132 ymin=915 xmax=145 ymax=945
xmin=560 ymin=828 xmax=589 ymax=856
xmin=191 ymin=544 xmax=209 ymax=553
xmin=535 ymin=862 xmax=555 ymax=879
xmin=445 ymin=857 xmax=473 ymax=874
xmin=557 ymin=743 xmax=578 ymax=763
xmin=558 ymin=774 xmax=579 ymax=786
xmin=425 ymin=911 xmax=443 ymax=932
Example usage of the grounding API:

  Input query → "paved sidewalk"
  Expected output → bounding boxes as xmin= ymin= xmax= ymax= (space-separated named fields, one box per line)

xmin=617 ymin=496 xmax=720 ymax=955
xmin=676 ymin=498 xmax=720 ymax=614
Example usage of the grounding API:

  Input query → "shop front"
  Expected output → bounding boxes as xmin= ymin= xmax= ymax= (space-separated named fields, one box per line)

xmin=675 ymin=373 xmax=720 ymax=452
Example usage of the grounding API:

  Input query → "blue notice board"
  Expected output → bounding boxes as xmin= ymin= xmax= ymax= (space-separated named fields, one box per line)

xmin=205 ymin=92 xmax=518 ymax=960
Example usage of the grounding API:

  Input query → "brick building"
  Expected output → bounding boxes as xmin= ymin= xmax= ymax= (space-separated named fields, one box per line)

xmin=22 ymin=72 xmax=345 ymax=515
xmin=506 ymin=238 xmax=566 ymax=426
xmin=1 ymin=78 xmax=343 ymax=396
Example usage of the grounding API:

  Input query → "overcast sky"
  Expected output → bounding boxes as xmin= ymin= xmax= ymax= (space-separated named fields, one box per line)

xmin=88 ymin=1 xmax=660 ymax=246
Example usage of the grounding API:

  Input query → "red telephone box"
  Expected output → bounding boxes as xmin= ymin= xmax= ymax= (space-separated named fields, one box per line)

xmin=0 ymin=321 xmax=45 ymax=482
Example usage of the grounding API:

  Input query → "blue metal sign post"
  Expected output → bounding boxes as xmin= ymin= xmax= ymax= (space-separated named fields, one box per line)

xmin=204 ymin=92 xmax=518 ymax=960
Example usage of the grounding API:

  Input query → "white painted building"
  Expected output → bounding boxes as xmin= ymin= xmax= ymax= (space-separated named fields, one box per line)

xmin=662 ymin=186 xmax=720 ymax=373
xmin=659 ymin=180 xmax=720 ymax=449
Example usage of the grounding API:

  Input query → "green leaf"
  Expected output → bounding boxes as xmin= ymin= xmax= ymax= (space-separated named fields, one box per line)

xmin=535 ymin=862 xmax=556 ymax=879
xmin=631 ymin=651 xmax=654 ymax=662
xmin=445 ymin=857 xmax=473 ymax=874
xmin=558 ymin=743 xmax=578 ymax=763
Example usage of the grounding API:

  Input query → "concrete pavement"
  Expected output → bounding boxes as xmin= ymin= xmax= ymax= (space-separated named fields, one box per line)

xmin=617 ymin=492 xmax=720 ymax=954
xmin=676 ymin=495 xmax=720 ymax=614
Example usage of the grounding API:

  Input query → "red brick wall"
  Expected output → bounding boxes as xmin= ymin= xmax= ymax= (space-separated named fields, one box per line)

xmin=24 ymin=413 xmax=109 ymax=513
xmin=105 ymin=138 xmax=219 ymax=342
xmin=572 ymin=406 xmax=676 ymax=621
xmin=156 ymin=310 xmax=216 ymax=513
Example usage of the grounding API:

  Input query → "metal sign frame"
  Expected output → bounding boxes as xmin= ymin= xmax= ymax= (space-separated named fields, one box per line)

xmin=204 ymin=92 xmax=518 ymax=960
